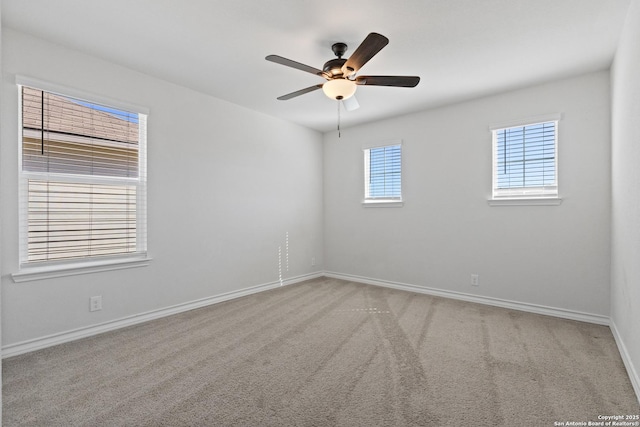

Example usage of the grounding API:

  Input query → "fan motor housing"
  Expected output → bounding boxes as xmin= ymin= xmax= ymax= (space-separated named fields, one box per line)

xmin=323 ymin=58 xmax=347 ymax=78
xmin=324 ymin=42 xmax=349 ymax=78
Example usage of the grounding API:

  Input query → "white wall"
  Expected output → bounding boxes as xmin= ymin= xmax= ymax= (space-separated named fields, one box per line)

xmin=611 ymin=0 xmax=640 ymax=400
xmin=0 ymin=29 xmax=324 ymax=347
xmin=0 ymin=0 xmax=4 ymax=420
xmin=324 ymin=71 xmax=611 ymax=317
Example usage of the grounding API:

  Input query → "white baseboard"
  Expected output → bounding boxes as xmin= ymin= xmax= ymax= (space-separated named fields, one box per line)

xmin=610 ymin=319 xmax=640 ymax=405
xmin=2 ymin=272 xmax=323 ymax=359
xmin=324 ymin=271 xmax=610 ymax=326
xmin=1 ymin=271 xmax=613 ymax=359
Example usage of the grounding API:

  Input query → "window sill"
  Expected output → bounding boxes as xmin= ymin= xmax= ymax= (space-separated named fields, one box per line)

xmin=362 ymin=200 xmax=404 ymax=208
xmin=12 ymin=256 xmax=152 ymax=283
xmin=487 ymin=198 xmax=562 ymax=207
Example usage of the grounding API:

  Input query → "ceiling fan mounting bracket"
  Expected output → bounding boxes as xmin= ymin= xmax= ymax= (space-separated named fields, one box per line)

xmin=331 ymin=42 xmax=348 ymax=58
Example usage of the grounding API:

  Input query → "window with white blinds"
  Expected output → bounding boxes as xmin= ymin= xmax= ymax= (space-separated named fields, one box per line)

xmin=364 ymin=144 xmax=402 ymax=201
xmin=492 ymin=120 xmax=558 ymax=198
xmin=19 ymin=85 xmax=147 ymax=265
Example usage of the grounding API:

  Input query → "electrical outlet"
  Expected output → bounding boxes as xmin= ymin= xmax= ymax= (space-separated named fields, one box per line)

xmin=90 ymin=296 xmax=102 ymax=312
xmin=471 ymin=274 xmax=479 ymax=286
xmin=311 ymin=257 xmax=316 ymax=266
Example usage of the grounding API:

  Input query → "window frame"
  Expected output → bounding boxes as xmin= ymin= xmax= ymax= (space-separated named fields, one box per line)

xmin=13 ymin=76 xmax=150 ymax=282
xmin=362 ymin=140 xmax=404 ymax=208
xmin=489 ymin=114 xmax=562 ymax=206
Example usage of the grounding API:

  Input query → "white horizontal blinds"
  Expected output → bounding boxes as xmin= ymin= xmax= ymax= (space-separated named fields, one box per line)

xmin=367 ymin=145 xmax=401 ymax=199
xmin=21 ymin=85 xmax=145 ymax=263
xmin=494 ymin=121 xmax=557 ymax=197
xmin=27 ymin=181 xmax=138 ymax=261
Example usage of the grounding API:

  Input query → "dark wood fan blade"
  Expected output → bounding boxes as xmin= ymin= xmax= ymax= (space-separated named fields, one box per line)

xmin=277 ymin=84 xmax=324 ymax=100
xmin=355 ymin=75 xmax=420 ymax=87
xmin=342 ymin=33 xmax=389 ymax=75
xmin=266 ymin=55 xmax=328 ymax=78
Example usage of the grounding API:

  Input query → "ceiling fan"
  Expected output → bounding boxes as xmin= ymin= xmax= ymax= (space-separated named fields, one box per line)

xmin=266 ymin=32 xmax=420 ymax=111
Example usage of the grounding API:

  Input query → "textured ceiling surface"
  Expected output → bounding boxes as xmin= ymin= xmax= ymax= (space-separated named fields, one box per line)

xmin=2 ymin=0 xmax=632 ymax=132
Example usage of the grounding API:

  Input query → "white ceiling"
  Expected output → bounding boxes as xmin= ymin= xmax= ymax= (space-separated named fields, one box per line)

xmin=1 ymin=0 xmax=632 ymax=132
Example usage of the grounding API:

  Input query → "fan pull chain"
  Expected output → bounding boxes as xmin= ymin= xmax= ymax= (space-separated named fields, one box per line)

xmin=337 ymin=100 xmax=341 ymax=138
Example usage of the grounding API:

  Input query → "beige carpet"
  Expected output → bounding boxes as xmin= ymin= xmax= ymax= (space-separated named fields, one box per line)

xmin=3 ymin=277 xmax=639 ymax=426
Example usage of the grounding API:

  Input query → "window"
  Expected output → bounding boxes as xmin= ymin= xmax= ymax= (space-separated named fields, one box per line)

xmin=363 ymin=142 xmax=402 ymax=205
xmin=491 ymin=119 xmax=558 ymax=199
xmin=18 ymin=84 xmax=147 ymax=267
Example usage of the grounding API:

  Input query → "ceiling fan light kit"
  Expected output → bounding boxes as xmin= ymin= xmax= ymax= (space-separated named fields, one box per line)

xmin=266 ymin=32 xmax=420 ymax=105
xmin=322 ymin=78 xmax=357 ymax=100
